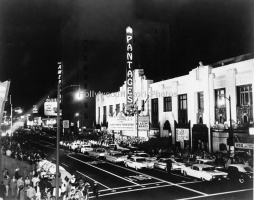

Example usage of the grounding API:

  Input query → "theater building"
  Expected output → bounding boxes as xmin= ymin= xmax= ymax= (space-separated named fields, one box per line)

xmin=96 ymin=54 xmax=254 ymax=153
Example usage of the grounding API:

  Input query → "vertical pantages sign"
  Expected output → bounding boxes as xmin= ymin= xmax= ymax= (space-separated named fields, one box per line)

xmin=57 ymin=62 xmax=62 ymax=103
xmin=126 ymin=26 xmax=134 ymax=111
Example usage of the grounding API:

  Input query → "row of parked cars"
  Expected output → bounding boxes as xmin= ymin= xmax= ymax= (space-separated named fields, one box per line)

xmin=73 ymin=143 xmax=253 ymax=184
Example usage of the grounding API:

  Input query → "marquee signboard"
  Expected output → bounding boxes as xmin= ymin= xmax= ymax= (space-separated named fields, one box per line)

xmin=235 ymin=142 xmax=254 ymax=150
xmin=108 ymin=116 xmax=135 ymax=131
xmin=126 ymin=26 xmax=134 ymax=111
xmin=176 ymin=128 xmax=189 ymax=142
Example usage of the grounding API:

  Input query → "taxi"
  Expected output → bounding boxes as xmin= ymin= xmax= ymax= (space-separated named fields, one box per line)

xmin=105 ymin=151 xmax=127 ymax=163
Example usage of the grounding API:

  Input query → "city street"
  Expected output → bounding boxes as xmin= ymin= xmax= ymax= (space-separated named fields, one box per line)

xmin=25 ymin=135 xmax=253 ymax=200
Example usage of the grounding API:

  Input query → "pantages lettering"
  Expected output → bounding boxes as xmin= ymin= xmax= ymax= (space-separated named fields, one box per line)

xmin=126 ymin=26 xmax=133 ymax=110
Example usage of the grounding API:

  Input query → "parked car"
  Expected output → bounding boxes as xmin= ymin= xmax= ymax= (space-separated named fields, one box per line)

xmin=217 ymin=164 xmax=253 ymax=184
xmin=80 ymin=144 xmax=93 ymax=154
xmin=105 ymin=151 xmax=127 ymax=163
xmin=181 ymin=164 xmax=228 ymax=181
xmin=88 ymin=148 xmax=106 ymax=158
xmin=124 ymin=156 xmax=154 ymax=170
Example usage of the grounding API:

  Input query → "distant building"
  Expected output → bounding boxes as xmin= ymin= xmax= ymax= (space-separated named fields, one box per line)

xmin=96 ymin=54 xmax=254 ymax=153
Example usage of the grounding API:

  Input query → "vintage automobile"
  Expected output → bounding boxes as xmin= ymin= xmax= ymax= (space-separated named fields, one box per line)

xmin=133 ymin=152 xmax=157 ymax=162
xmin=154 ymin=157 xmax=186 ymax=171
xmin=181 ymin=164 xmax=228 ymax=181
xmin=88 ymin=148 xmax=106 ymax=158
xmin=124 ymin=156 xmax=154 ymax=170
xmin=105 ymin=151 xmax=127 ymax=163
xmin=80 ymin=144 xmax=93 ymax=154
xmin=218 ymin=164 xmax=253 ymax=184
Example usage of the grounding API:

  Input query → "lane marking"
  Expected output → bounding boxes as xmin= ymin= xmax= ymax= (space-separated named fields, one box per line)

xmin=68 ymin=154 xmax=207 ymax=196
xmin=176 ymin=188 xmax=253 ymax=200
xmin=62 ymin=163 xmax=68 ymax=167
xmin=68 ymin=154 xmax=140 ymax=186
xmin=98 ymin=181 xmax=165 ymax=192
xmin=76 ymin=170 xmax=111 ymax=189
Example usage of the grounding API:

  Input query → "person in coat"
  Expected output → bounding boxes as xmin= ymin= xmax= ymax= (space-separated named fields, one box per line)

xmin=3 ymin=175 xmax=10 ymax=197
xmin=10 ymin=176 xmax=17 ymax=197
xmin=18 ymin=185 xmax=26 ymax=200
xmin=0 ymin=181 xmax=6 ymax=200
xmin=92 ymin=182 xmax=99 ymax=198
xmin=166 ymin=159 xmax=172 ymax=174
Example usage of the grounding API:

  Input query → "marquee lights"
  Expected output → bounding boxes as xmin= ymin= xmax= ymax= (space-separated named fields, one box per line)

xmin=126 ymin=26 xmax=133 ymax=111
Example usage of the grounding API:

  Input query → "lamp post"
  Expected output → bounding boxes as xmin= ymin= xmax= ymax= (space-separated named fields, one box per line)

xmin=56 ymin=84 xmax=83 ymax=200
xmin=10 ymin=95 xmax=23 ymax=137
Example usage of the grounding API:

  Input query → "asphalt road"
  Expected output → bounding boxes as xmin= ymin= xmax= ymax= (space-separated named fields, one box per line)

xmin=24 ymin=135 xmax=253 ymax=200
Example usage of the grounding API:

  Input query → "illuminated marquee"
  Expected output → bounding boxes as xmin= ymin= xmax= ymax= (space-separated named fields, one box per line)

xmin=126 ymin=26 xmax=133 ymax=111
xmin=58 ymin=62 xmax=62 ymax=103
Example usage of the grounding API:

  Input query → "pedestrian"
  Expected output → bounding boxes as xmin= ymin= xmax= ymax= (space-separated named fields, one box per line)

xmin=25 ymin=176 xmax=31 ymax=186
xmin=17 ymin=177 xmax=24 ymax=196
xmin=18 ymin=185 xmax=26 ymax=200
xmin=15 ymin=168 xmax=21 ymax=180
xmin=92 ymin=182 xmax=99 ymax=198
xmin=166 ymin=159 xmax=172 ymax=174
xmin=35 ymin=182 xmax=41 ymax=200
xmin=26 ymin=184 xmax=36 ymax=200
xmin=3 ymin=175 xmax=10 ymax=197
xmin=0 ymin=181 xmax=6 ymax=200
xmin=84 ymin=182 xmax=90 ymax=200
xmin=10 ymin=176 xmax=17 ymax=197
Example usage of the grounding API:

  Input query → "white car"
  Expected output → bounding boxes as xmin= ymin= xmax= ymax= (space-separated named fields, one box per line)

xmin=181 ymin=164 xmax=228 ymax=181
xmin=134 ymin=152 xmax=157 ymax=162
xmin=105 ymin=151 xmax=127 ymax=163
xmin=80 ymin=144 xmax=93 ymax=154
xmin=124 ymin=156 xmax=154 ymax=170
xmin=88 ymin=148 xmax=106 ymax=158
xmin=154 ymin=158 xmax=186 ymax=171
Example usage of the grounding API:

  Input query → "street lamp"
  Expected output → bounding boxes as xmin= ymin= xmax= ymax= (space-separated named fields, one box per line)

xmin=56 ymin=84 xmax=83 ymax=200
xmin=10 ymin=95 xmax=22 ymax=136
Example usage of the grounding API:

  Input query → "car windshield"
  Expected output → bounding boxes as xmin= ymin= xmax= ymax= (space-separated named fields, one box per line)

xmin=244 ymin=167 xmax=253 ymax=172
xmin=96 ymin=149 xmax=105 ymax=152
xmin=138 ymin=154 xmax=149 ymax=157
xmin=174 ymin=158 xmax=184 ymax=162
xmin=202 ymin=167 xmax=215 ymax=171
xmin=136 ymin=158 xmax=146 ymax=162
xmin=83 ymin=146 xmax=91 ymax=148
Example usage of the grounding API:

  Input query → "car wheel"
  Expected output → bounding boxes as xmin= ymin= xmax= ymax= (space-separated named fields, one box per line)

xmin=183 ymin=171 xmax=187 ymax=176
xmin=125 ymin=163 xmax=128 ymax=168
xmin=135 ymin=166 xmax=138 ymax=171
xmin=201 ymin=177 xmax=206 ymax=181
xmin=239 ymin=178 xmax=244 ymax=184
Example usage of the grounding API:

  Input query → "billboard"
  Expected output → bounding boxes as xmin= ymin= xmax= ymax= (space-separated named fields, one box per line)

xmin=44 ymin=100 xmax=57 ymax=116
xmin=126 ymin=26 xmax=134 ymax=111
xmin=176 ymin=128 xmax=189 ymax=142
xmin=138 ymin=116 xmax=149 ymax=131
xmin=0 ymin=80 xmax=11 ymax=130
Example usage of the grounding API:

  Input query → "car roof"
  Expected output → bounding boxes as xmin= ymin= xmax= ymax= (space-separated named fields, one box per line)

xmin=196 ymin=158 xmax=214 ymax=161
xmin=131 ymin=156 xmax=146 ymax=159
xmin=228 ymin=164 xmax=249 ymax=168
xmin=193 ymin=164 xmax=214 ymax=167
xmin=110 ymin=151 xmax=122 ymax=154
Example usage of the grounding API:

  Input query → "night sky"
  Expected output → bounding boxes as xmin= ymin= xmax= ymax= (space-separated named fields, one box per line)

xmin=0 ymin=0 xmax=253 ymax=114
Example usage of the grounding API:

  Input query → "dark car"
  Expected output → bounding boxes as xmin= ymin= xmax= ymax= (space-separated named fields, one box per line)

xmin=221 ymin=164 xmax=253 ymax=184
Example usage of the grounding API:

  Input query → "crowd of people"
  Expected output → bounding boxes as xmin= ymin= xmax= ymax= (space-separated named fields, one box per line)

xmin=0 ymin=135 xmax=99 ymax=200
xmin=1 ymin=136 xmax=45 ymax=166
